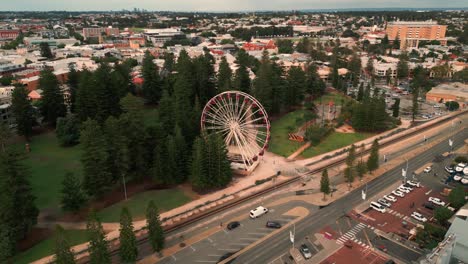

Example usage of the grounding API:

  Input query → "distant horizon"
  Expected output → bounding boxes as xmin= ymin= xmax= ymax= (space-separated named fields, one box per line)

xmin=1 ymin=0 xmax=467 ymax=12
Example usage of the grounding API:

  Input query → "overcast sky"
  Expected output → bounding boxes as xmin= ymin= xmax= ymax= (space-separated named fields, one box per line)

xmin=2 ymin=0 xmax=467 ymax=11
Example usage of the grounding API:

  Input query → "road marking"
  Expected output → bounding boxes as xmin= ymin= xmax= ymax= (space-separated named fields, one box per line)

xmin=195 ymin=261 xmax=217 ymax=263
xmin=217 ymin=248 xmax=238 ymax=251
xmin=426 ymin=189 xmax=433 ymax=195
xmin=240 ymin=237 xmax=257 ymax=241
xmin=208 ymin=254 xmax=222 ymax=257
xmin=223 ymin=229 xmax=228 ymax=234
xmin=171 ymin=255 xmax=177 ymax=261
xmin=230 ymin=242 xmax=250 ymax=246
xmin=207 ymin=238 xmax=213 ymax=243
xmin=191 ymin=245 xmax=196 ymax=252
xmin=247 ymin=232 xmax=267 ymax=236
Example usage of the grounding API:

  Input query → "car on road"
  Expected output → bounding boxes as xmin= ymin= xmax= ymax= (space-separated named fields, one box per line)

xmin=411 ymin=212 xmax=428 ymax=223
xmin=249 ymin=206 xmax=268 ymax=219
xmin=429 ymin=197 xmax=446 ymax=206
xmin=397 ymin=186 xmax=411 ymax=194
xmin=378 ymin=199 xmax=392 ymax=207
xmin=392 ymin=190 xmax=405 ymax=197
xmin=384 ymin=195 xmax=397 ymax=202
xmin=300 ymin=244 xmax=312 ymax=259
xmin=424 ymin=166 xmax=432 ymax=173
xmin=406 ymin=180 xmax=420 ymax=188
xmin=266 ymin=221 xmax=282 ymax=229
xmin=445 ymin=166 xmax=455 ymax=174
xmin=227 ymin=221 xmax=240 ymax=230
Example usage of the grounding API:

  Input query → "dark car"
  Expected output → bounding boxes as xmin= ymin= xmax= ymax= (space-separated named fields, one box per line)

xmin=227 ymin=221 xmax=240 ymax=230
xmin=266 ymin=221 xmax=282 ymax=229
xmin=424 ymin=202 xmax=435 ymax=210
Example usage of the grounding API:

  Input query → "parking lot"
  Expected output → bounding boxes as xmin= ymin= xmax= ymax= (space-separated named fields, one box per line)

xmin=158 ymin=207 xmax=299 ymax=264
xmin=320 ymin=240 xmax=387 ymax=264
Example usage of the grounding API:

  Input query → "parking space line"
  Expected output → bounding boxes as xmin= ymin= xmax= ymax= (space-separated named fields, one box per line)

xmin=195 ymin=261 xmax=217 ymax=263
xmin=217 ymin=248 xmax=238 ymax=251
xmin=207 ymin=238 xmax=213 ymax=243
xmin=208 ymin=254 xmax=222 ymax=257
xmin=230 ymin=242 xmax=250 ymax=246
xmin=191 ymin=245 xmax=196 ymax=252
xmin=171 ymin=255 xmax=177 ymax=261
xmin=240 ymin=237 xmax=258 ymax=241
xmin=247 ymin=232 xmax=267 ymax=236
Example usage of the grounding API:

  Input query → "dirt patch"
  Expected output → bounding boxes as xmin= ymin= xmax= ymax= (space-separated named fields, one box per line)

xmin=335 ymin=124 xmax=355 ymax=133
xmin=178 ymin=183 xmax=201 ymax=200
xmin=57 ymin=179 xmax=169 ymax=222
xmin=17 ymin=227 xmax=52 ymax=252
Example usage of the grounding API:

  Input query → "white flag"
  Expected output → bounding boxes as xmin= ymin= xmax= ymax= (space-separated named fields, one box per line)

xmin=402 ymin=168 xmax=407 ymax=177
xmin=449 ymin=139 xmax=453 ymax=147
xmin=361 ymin=190 xmax=366 ymax=200
xmin=290 ymin=231 xmax=294 ymax=243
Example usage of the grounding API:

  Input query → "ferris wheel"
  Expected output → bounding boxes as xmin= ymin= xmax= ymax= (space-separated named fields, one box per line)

xmin=201 ymin=91 xmax=271 ymax=171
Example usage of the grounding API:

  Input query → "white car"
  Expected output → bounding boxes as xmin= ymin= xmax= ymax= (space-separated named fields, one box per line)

xmin=454 ymin=174 xmax=463 ymax=181
xmin=392 ymin=190 xmax=405 ymax=197
xmin=406 ymin=181 xmax=420 ymax=188
xmin=462 ymin=177 xmax=468 ymax=185
xmin=378 ymin=199 xmax=392 ymax=207
xmin=411 ymin=212 xmax=428 ymax=223
xmin=400 ymin=184 xmax=413 ymax=191
xmin=455 ymin=163 xmax=466 ymax=173
xmin=445 ymin=166 xmax=455 ymax=174
xmin=428 ymin=197 xmax=446 ymax=206
xmin=424 ymin=166 xmax=432 ymax=173
xmin=398 ymin=186 xmax=411 ymax=194
xmin=384 ymin=195 xmax=397 ymax=202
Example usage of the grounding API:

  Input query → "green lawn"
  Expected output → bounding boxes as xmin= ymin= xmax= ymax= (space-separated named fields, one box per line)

xmin=16 ymin=132 xmax=82 ymax=210
xmin=314 ymin=93 xmax=351 ymax=105
xmin=268 ymin=110 xmax=309 ymax=157
xmin=301 ymin=132 xmax=374 ymax=158
xmin=97 ymin=188 xmax=192 ymax=222
xmin=13 ymin=229 xmax=89 ymax=264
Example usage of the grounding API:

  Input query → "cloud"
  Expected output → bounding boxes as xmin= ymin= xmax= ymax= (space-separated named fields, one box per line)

xmin=2 ymin=0 xmax=467 ymax=11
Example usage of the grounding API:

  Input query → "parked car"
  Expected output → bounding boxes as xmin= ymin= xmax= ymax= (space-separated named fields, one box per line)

xmin=454 ymin=174 xmax=463 ymax=181
xmin=411 ymin=212 xmax=428 ymax=223
xmin=266 ymin=221 xmax=282 ymax=229
xmin=300 ymin=244 xmax=312 ymax=259
xmin=406 ymin=180 xmax=420 ymax=188
xmin=429 ymin=197 xmax=446 ymax=206
xmin=455 ymin=163 xmax=466 ymax=173
xmin=462 ymin=176 xmax=468 ymax=185
xmin=227 ymin=221 xmax=240 ymax=230
xmin=400 ymin=184 xmax=413 ymax=191
xmin=424 ymin=166 xmax=432 ymax=173
xmin=423 ymin=202 xmax=436 ymax=210
xmin=384 ymin=195 xmax=397 ymax=202
xmin=398 ymin=186 xmax=411 ymax=194
xmin=445 ymin=166 xmax=455 ymax=174
xmin=378 ymin=199 xmax=392 ymax=207
xmin=392 ymin=190 xmax=405 ymax=197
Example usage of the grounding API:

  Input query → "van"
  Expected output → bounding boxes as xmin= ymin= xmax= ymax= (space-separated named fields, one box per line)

xmin=249 ymin=206 xmax=268 ymax=219
xmin=370 ymin=202 xmax=386 ymax=213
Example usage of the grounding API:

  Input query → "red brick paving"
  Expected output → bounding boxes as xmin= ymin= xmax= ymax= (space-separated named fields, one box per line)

xmin=320 ymin=241 xmax=387 ymax=264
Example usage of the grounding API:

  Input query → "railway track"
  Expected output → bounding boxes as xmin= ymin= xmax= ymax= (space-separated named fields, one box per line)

xmin=78 ymin=110 xmax=466 ymax=263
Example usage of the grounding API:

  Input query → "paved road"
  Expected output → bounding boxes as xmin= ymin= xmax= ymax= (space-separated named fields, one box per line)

xmin=230 ymin=128 xmax=467 ymax=264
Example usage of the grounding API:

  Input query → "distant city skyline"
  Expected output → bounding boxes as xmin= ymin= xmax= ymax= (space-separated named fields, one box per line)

xmin=2 ymin=0 xmax=467 ymax=12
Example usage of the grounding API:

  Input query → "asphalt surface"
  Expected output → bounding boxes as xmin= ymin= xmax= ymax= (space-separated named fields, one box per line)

xmin=230 ymin=128 xmax=467 ymax=264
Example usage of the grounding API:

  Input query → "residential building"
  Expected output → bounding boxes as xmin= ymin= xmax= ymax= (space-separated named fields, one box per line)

xmin=386 ymin=21 xmax=447 ymax=50
xmin=82 ymin=27 xmax=120 ymax=40
xmin=0 ymin=30 xmax=21 ymax=40
xmin=425 ymin=82 xmax=468 ymax=107
xmin=0 ymin=86 xmax=14 ymax=128
xmin=143 ymin=28 xmax=185 ymax=46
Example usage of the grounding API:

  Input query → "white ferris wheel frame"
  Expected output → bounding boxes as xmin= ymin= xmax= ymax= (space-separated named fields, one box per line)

xmin=201 ymin=91 xmax=271 ymax=170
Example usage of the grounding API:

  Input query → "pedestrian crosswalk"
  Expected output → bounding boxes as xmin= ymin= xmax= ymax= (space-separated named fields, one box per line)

xmin=386 ymin=208 xmax=411 ymax=221
xmin=336 ymin=223 xmax=367 ymax=245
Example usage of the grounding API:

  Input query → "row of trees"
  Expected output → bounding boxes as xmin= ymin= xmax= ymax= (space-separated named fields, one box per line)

xmin=53 ymin=201 xmax=164 ymax=264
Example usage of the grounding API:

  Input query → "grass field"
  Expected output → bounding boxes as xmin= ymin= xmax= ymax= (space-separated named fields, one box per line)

xmin=14 ymin=229 xmax=89 ymax=264
xmin=16 ymin=132 xmax=82 ymax=210
xmin=97 ymin=188 xmax=192 ymax=222
xmin=313 ymin=92 xmax=351 ymax=105
xmin=268 ymin=110 xmax=309 ymax=157
xmin=300 ymin=132 xmax=373 ymax=158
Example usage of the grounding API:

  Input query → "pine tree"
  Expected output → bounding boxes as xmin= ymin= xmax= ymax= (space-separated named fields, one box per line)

xmin=104 ymin=116 xmax=129 ymax=184
xmin=87 ymin=212 xmax=111 ymax=264
xmin=320 ymin=169 xmax=330 ymax=200
xmin=93 ymin=63 xmax=121 ymax=123
xmin=165 ymin=135 xmax=178 ymax=184
xmin=163 ymin=52 xmax=175 ymax=73
xmin=305 ymin=63 xmax=324 ymax=97
xmin=11 ymin=85 xmax=34 ymax=139
xmin=158 ymin=89 xmax=175 ymax=135
xmin=146 ymin=201 xmax=164 ymax=253
xmin=61 ymin=172 xmax=87 ymax=212
xmin=397 ymin=52 xmax=409 ymax=80
xmin=217 ymin=56 xmax=232 ymax=92
xmin=53 ymin=225 xmax=76 ymax=264
xmin=80 ymin=119 xmax=113 ymax=197
xmin=367 ymin=139 xmax=380 ymax=173
xmin=142 ymin=51 xmax=162 ymax=104
xmin=39 ymin=68 xmax=66 ymax=125
xmin=75 ymin=69 xmax=97 ymax=122
xmin=67 ymin=64 xmax=80 ymax=113
xmin=173 ymin=125 xmax=187 ymax=183
xmin=366 ymin=58 xmax=374 ymax=77
xmin=0 ymin=122 xmax=11 ymax=153
xmin=253 ymin=51 xmax=273 ymax=113
xmin=357 ymin=82 xmax=364 ymax=101
xmin=0 ymin=148 xmax=39 ymax=259
xmin=40 ymin=42 xmax=54 ymax=59
xmin=392 ymin=98 xmax=400 ymax=118
xmin=233 ymin=65 xmax=251 ymax=93
xmin=119 ymin=208 xmax=138 ymax=263
xmin=356 ymin=160 xmax=367 ymax=180
xmin=193 ymin=53 xmax=216 ymax=103
xmin=412 ymin=86 xmax=419 ymax=122
xmin=212 ymin=133 xmax=232 ymax=187
xmin=285 ymin=66 xmax=306 ymax=109
xmin=345 ymin=145 xmax=356 ymax=186
xmin=56 ymin=114 xmax=80 ymax=147
xmin=189 ymin=137 xmax=207 ymax=190
xmin=152 ymin=143 xmax=168 ymax=184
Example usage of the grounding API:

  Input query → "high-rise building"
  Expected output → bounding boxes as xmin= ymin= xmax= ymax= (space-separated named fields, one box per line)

xmin=385 ymin=21 xmax=447 ymax=49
